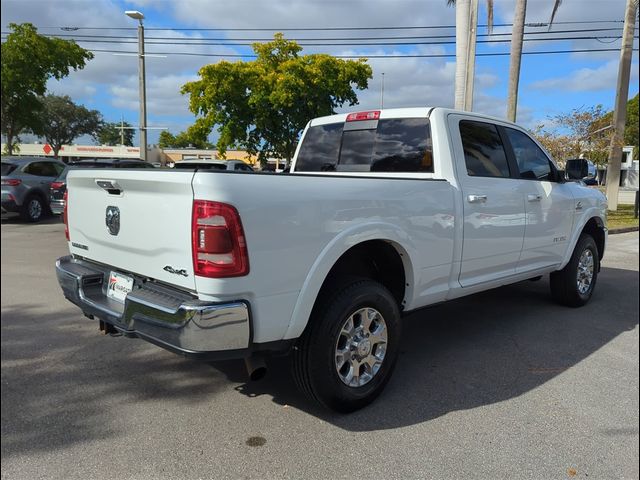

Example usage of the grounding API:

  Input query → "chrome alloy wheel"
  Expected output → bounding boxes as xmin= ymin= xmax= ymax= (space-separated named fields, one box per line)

xmin=28 ymin=199 xmax=42 ymax=220
xmin=334 ymin=307 xmax=388 ymax=387
xmin=577 ymin=249 xmax=595 ymax=295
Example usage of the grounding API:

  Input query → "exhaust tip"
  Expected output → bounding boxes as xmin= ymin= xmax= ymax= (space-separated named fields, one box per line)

xmin=245 ymin=357 xmax=267 ymax=381
xmin=249 ymin=366 xmax=267 ymax=382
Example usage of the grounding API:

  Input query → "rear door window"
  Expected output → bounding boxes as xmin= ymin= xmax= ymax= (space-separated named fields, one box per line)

xmin=23 ymin=161 xmax=60 ymax=177
xmin=459 ymin=121 xmax=511 ymax=178
xmin=295 ymin=118 xmax=433 ymax=173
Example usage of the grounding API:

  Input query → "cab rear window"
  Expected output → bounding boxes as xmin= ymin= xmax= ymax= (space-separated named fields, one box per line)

xmin=295 ymin=118 xmax=433 ymax=173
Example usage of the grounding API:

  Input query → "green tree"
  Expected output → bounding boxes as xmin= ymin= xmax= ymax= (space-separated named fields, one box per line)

xmin=38 ymin=95 xmax=102 ymax=159
xmin=181 ymin=34 xmax=372 ymax=164
xmin=97 ymin=121 xmax=134 ymax=146
xmin=158 ymin=128 xmax=213 ymax=149
xmin=532 ymin=105 xmax=610 ymax=166
xmin=1 ymin=23 xmax=94 ymax=154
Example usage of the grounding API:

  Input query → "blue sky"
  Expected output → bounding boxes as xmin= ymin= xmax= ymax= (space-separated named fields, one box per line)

xmin=1 ymin=0 xmax=638 ymax=147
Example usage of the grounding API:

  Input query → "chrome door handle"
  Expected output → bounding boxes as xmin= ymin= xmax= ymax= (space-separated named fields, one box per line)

xmin=467 ymin=194 xmax=487 ymax=204
xmin=527 ymin=194 xmax=542 ymax=202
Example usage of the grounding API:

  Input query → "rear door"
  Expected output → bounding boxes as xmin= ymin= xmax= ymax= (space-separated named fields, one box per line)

xmin=66 ymin=169 xmax=197 ymax=291
xmin=448 ymin=115 xmax=527 ymax=287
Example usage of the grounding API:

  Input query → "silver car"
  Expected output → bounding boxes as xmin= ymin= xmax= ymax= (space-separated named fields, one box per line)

xmin=1 ymin=156 xmax=66 ymax=222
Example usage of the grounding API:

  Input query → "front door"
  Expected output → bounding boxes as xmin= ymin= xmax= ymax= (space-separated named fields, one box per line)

xmin=501 ymin=127 xmax=575 ymax=271
xmin=449 ymin=116 xmax=527 ymax=287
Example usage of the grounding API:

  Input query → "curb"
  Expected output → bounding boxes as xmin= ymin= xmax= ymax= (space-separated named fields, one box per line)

xmin=609 ymin=226 xmax=639 ymax=235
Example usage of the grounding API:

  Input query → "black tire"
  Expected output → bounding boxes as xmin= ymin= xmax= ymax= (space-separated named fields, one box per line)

xmin=292 ymin=278 xmax=402 ymax=413
xmin=550 ymin=234 xmax=599 ymax=307
xmin=20 ymin=195 xmax=45 ymax=222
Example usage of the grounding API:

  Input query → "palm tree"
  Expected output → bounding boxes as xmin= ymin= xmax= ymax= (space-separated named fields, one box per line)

xmin=449 ymin=0 xmax=494 ymax=110
xmin=507 ymin=0 xmax=562 ymax=121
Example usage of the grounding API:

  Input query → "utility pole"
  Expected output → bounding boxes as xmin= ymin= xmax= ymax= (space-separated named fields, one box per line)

xmin=380 ymin=72 xmax=385 ymax=109
xmin=120 ymin=115 xmax=125 ymax=146
xmin=605 ymin=0 xmax=637 ymax=211
xmin=464 ymin=0 xmax=478 ymax=111
xmin=507 ymin=0 xmax=527 ymax=122
xmin=126 ymin=10 xmax=148 ymax=162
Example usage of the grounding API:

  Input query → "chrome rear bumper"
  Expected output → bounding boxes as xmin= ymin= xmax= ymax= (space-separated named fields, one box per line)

xmin=55 ymin=255 xmax=251 ymax=360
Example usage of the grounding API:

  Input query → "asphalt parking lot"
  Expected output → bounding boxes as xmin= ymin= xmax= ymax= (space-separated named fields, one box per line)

xmin=1 ymin=218 xmax=638 ymax=480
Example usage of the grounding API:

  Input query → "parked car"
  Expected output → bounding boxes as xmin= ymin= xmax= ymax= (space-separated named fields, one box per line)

xmin=172 ymin=159 xmax=254 ymax=172
xmin=56 ymin=107 xmax=607 ymax=412
xmin=1 ymin=156 xmax=66 ymax=222
xmin=50 ymin=158 xmax=155 ymax=215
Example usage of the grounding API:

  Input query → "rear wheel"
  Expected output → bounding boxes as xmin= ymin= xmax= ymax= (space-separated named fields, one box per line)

xmin=292 ymin=278 xmax=402 ymax=413
xmin=550 ymin=234 xmax=599 ymax=307
xmin=20 ymin=195 xmax=45 ymax=222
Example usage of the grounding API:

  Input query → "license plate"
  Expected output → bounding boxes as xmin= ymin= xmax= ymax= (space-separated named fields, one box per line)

xmin=107 ymin=271 xmax=134 ymax=303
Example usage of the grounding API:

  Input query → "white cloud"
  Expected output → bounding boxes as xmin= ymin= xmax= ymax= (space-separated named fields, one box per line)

xmin=530 ymin=59 xmax=640 ymax=92
xmin=167 ymin=0 xmax=456 ymax=32
xmin=109 ymin=73 xmax=197 ymax=117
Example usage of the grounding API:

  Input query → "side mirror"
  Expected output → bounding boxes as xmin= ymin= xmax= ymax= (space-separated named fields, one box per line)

xmin=565 ymin=159 xmax=589 ymax=180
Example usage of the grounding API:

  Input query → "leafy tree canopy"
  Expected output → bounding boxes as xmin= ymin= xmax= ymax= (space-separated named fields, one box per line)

xmin=97 ymin=121 xmax=135 ymax=146
xmin=533 ymin=96 xmax=640 ymax=167
xmin=38 ymin=94 xmax=102 ymax=159
xmin=1 ymin=23 xmax=94 ymax=154
xmin=158 ymin=128 xmax=213 ymax=150
xmin=533 ymin=105 xmax=610 ymax=166
xmin=181 ymin=33 xmax=372 ymax=164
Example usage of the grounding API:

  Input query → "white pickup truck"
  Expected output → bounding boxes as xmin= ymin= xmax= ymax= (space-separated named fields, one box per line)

xmin=56 ymin=107 xmax=607 ymax=412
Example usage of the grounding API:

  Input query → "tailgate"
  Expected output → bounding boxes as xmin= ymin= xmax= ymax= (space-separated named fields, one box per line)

xmin=66 ymin=169 xmax=196 ymax=291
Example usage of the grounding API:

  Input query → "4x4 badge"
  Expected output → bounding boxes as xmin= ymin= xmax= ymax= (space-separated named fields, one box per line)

xmin=163 ymin=266 xmax=189 ymax=277
xmin=105 ymin=206 xmax=120 ymax=235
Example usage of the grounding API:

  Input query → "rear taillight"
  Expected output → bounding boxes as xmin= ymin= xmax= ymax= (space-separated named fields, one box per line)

xmin=63 ymin=190 xmax=69 ymax=241
xmin=191 ymin=200 xmax=249 ymax=278
xmin=1 ymin=178 xmax=21 ymax=186
xmin=51 ymin=181 xmax=65 ymax=189
xmin=346 ymin=110 xmax=380 ymax=122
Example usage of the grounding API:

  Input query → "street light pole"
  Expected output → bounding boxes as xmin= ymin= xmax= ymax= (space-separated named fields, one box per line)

xmin=126 ymin=10 xmax=147 ymax=162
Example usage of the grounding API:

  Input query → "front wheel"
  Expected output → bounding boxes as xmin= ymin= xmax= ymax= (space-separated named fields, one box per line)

xmin=550 ymin=234 xmax=599 ymax=307
xmin=292 ymin=278 xmax=402 ymax=413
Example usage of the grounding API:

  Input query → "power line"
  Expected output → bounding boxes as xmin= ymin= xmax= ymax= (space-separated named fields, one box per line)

xmin=4 ymin=26 xmax=627 ymax=42
xmin=12 ymin=19 xmax=628 ymax=33
xmin=4 ymin=35 xmax=634 ymax=48
xmin=78 ymin=47 xmax=639 ymax=59
xmin=4 ymin=29 xmax=636 ymax=50
xmin=144 ymin=20 xmax=630 ymax=31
